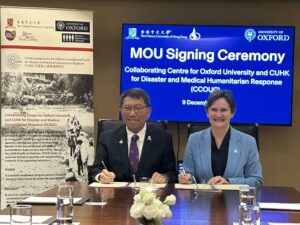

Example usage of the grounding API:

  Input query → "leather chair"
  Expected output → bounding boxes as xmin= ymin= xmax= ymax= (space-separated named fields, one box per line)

xmin=187 ymin=123 xmax=259 ymax=149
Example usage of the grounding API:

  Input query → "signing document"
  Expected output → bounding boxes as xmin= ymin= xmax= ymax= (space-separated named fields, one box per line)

xmin=175 ymin=183 xmax=247 ymax=191
xmin=0 ymin=215 xmax=53 ymax=224
xmin=259 ymin=202 xmax=300 ymax=211
xmin=89 ymin=182 xmax=129 ymax=188
xmin=233 ymin=223 xmax=300 ymax=225
xmin=22 ymin=196 xmax=88 ymax=205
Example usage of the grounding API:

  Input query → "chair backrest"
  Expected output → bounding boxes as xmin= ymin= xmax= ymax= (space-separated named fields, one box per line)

xmin=187 ymin=123 xmax=259 ymax=149
xmin=97 ymin=119 xmax=168 ymax=141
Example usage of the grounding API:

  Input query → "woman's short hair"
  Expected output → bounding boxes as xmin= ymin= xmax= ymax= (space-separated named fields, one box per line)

xmin=205 ymin=90 xmax=236 ymax=113
xmin=120 ymin=88 xmax=150 ymax=107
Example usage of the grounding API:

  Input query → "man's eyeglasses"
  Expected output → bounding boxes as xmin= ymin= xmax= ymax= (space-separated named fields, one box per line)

xmin=121 ymin=105 xmax=149 ymax=114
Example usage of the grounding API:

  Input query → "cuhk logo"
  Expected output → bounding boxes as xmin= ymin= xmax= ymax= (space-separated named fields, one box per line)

xmin=125 ymin=28 xmax=139 ymax=40
xmin=244 ymin=29 xmax=256 ymax=42
xmin=189 ymin=27 xmax=201 ymax=40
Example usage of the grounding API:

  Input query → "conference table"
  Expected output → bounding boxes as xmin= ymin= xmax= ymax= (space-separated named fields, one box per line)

xmin=1 ymin=182 xmax=300 ymax=225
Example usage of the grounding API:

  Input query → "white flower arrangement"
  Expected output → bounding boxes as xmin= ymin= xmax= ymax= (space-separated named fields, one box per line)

xmin=130 ymin=188 xmax=176 ymax=221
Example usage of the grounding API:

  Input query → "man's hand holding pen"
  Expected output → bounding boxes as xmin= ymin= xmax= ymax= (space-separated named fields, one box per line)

xmin=99 ymin=169 xmax=116 ymax=183
xmin=98 ymin=161 xmax=116 ymax=183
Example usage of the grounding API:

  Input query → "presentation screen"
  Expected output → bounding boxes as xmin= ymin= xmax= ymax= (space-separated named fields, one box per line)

xmin=121 ymin=24 xmax=295 ymax=125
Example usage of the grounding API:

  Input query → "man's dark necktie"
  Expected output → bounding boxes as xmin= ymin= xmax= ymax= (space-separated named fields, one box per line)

xmin=129 ymin=134 xmax=139 ymax=174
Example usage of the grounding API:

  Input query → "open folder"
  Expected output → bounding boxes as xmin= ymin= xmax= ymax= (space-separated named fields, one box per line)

xmin=89 ymin=182 xmax=129 ymax=188
xmin=21 ymin=196 xmax=89 ymax=205
xmin=175 ymin=183 xmax=247 ymax=191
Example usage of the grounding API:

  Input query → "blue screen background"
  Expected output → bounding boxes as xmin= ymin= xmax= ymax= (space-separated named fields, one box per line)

xmin=121 ymin=24 xmax=294 ymax=125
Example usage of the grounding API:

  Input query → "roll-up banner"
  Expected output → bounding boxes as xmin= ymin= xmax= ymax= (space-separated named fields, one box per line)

xmin=0 ymin=6 xmax=94 ymax=208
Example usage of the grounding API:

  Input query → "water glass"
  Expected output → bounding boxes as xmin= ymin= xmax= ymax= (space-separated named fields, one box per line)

xmin=239 ymin=186 xmax=256 ymax=206
xmin=239 ymin=205 xmax=260 ymax=225
xmin=10 ymin=204 xmax=32 ymax=225
xmin=57 ymin=184 xmax=74 ymax=224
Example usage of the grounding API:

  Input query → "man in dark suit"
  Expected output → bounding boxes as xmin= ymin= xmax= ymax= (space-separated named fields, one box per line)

xmin=89 ymin=88 xmax=177 ymax=183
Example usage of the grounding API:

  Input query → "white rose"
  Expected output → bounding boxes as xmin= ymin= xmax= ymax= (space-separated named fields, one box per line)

xmin=163 ymin=194 xmax=176 ymax=205
xmin=142 ymin=192 xmax=156 ymax=205
xmin=162 ymin=204 xmax=172 ymax=218
xmin=139 ymin=188 xmax=148 ymax=197
xmin=134 ymin=193 xmax=142 ymax=203
xmin=143 ymin=204 xmax=159 ymax=220
xmin=152 ymin=198 xmax=162 ymax=207
xmin=130 ymin=189 xmax=175 ymax=221
xmin=130 ymin=202 xmax=145 ymax=218
xmin=156 ymin=204 xmax=167 ymax=219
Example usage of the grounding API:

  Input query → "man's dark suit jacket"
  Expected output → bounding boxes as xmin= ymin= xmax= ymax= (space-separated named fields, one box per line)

xmin=89 ymin=124 xmax=177 ymax=183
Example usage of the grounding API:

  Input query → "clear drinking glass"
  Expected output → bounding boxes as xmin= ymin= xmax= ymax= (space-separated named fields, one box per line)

xmin=10 ymin=204 xmax=32 ymax=225
xmin=57 ymin=184 xmax=74 ymax=224
xmin=239 ymin=186 xmax=256 ymax=206
xmin=239 ymin=205 xmax=260 ymax=225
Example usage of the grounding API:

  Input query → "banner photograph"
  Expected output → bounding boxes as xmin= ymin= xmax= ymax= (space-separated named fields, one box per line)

xmin=0 ymin=6 xmax=94 ymax=208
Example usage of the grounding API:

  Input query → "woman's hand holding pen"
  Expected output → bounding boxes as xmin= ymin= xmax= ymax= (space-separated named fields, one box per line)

xmin=178 ymin=168 xmax=192 ymax=184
